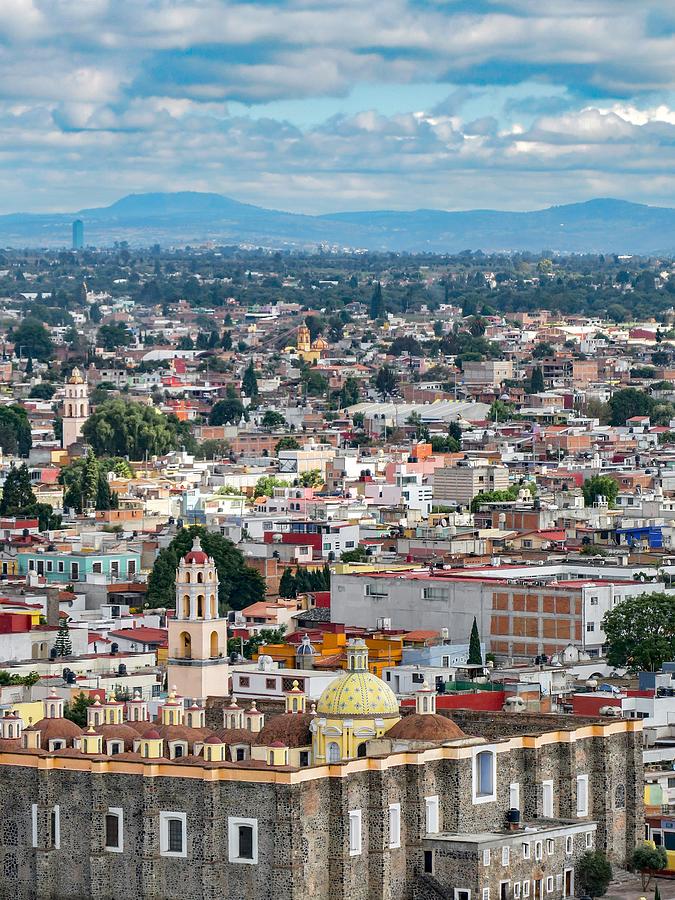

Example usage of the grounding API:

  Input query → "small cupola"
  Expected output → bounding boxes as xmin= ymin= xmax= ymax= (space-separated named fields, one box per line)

xmin=203 ymin=735 xmax=227 ymax=762
xmin=87 ymin=698 xmax=104 ymax=728
xmin=126 ymin=690 xmax=149 ymax=723
xmin=244 ymin=701 xmax=264 ymax=733
xmin=346 ymin=638 xmax=369 ymax=673
xmin=139 ymin=729 xmax=164 ymax=759
xmin=81 ymin=725 xmax=103 ymax=755
xmin=223 ymin=697 xmax=244 ymax=730
xmin=44 ymin=688 xmax=64 ymax=720
xmin=284 ymin=679 xmax=306 ymax=715
xmin=161 ymin=688 xmax=184 ymax=727
xmin=0 ymin=710 xmax=22 ymax=740
xmin=186 ymin=704 xmax=206 ymax=729
xmin=103 ymin=694 xmax=125 ymax=725
xmin=415 ymin=681 xmax=437 ymax=716
xmin=267 ymin=740 xmax=289 ymax=767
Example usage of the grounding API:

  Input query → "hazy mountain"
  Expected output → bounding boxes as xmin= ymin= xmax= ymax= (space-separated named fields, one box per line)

xmin=0 ymin=192 xmax=673 ymax=254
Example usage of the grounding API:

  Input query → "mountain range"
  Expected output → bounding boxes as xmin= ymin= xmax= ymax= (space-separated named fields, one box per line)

xmin=1 ymin=193 xmax=674 ymax=254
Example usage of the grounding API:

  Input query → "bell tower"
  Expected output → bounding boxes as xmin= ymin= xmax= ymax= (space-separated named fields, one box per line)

xmin=167 ymin=536 xmax=230 ymax=703
xmin=62 ymin=367 xmax=89 ymax=449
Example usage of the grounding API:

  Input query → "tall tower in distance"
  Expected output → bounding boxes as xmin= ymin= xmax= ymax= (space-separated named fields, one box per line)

xmin=72 ymin=219 xmax=84 ymax=250
xmin=62 ymin=367 xmax=89 ymax=450
xmin=167 ymin=537 xmax=229 ymax=703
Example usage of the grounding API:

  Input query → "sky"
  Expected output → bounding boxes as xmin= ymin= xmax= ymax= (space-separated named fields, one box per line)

xmin=2 ymin=0 xmax=675 ymax=214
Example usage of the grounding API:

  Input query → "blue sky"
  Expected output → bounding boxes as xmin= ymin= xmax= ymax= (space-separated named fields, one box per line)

xmin=1 ymin=0 xmax=675 ymax=214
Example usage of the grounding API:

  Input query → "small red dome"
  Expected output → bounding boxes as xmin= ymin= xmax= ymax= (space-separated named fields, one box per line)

xmin=144 ymin=729 xmax=161 ymax=740
xmin=204 ymin=735 xmax=222 ymax=744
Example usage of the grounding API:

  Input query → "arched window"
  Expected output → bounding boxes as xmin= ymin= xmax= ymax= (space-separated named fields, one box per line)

xmin=173 ymin=744 xmax=184 ymax=759
xmin=327 ymin=742 xmax=340 ymax=763
xmin=185 ymin=571 xmax=191 ymax=584
xmin=182 ymin=595 xmax=190 ymax=619
xmin=475 ymin=750 xmax=495 ymax=799
xmin=187 ymin=713 xmax=193 ymax=728
xmin=7 ymin=724 xmax=13 ymax=738
xmin=197 ymin=595 xmax=204 ymax=618
xmin=210 ymin=631 xmax=219 ymax=658
xmin=357 ymin=742 xmax=367 ymax=758
xmin=197 ymin=571 xmax=204 ymax=584
xmin=179 ymin=631 xmax=192 ymax=659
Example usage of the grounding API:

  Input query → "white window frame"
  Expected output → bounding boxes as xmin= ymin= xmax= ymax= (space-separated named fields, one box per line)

xmin=514 ymin=884 xmax=521 ymax=900
xmin=502 ymin=846 xmax=510 ymax=866
xmin=522 ymin=842 xmax=530 ymax=859
xmin=473 ymin=748 xmax=497 ymax=804
xmin=546 ymin=838 xmax=554 ymax=856
xmin=576 ymin=775 xmax=589 ymax=817
xmin=542 ymin=780 xmax=554 ymax=818
xmin=105 ymin=808 xmax=124 ymax=853
xmin=535 ymin=841 xmax=543 ymax=862
xmin=483 ymin=889 xmax=490 ymax=900
xmin=227 ymin=816 xmax=258 ymax=865
xmin=565 ymin=835 xmax=573 ymax=855
xmin=454 ymin=891 xmax=471 ymax=900
xmin=31 ymin=803 xmax=38 ymax=848
xmin=585 ymin=831 xmax=593 ymax=849
xmin=349 ymin=809 xmax=362 ymax=856
xmin=425 ymin=795 xmax=440 ymax=834
xmin=51 ymin=805 xmax=60 ymax=850
xmin=523 ymin=882 xmax=530 ymax=899
xmin=546 ymin=877 xmax=554 ymax=894
xmin=388 ymin=803 xmax=401 ymax=849
xmin=483 ymin=848 xmax=491 ymax=867
xmin=159 ymin=811 xmax=187 ymax=858
xmin=509 ymin=782 xmax=520 ymax=811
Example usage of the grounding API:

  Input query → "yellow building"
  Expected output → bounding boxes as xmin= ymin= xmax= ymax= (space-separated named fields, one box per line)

xmin=295 ymin=325 xmax=327 ymax=364
xmin=310 ymin=638 xmax=400 ymax=762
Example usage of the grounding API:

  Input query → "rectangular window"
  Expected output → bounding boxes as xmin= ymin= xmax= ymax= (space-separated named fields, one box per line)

xmin=349 ymin=810 xmax=362 ymax=856
xmin=46 ymin=561 xmax=53 ymax=572
xmin=239 ymin=677 xmax=250 ymax=688
xmin=577 ymin=775 xmax=589 ymax=817
xmin=299 ymin=751 xmax=309 ymax=767
xmin=110 ymin=561 xmax=120 ymax=577
xmin=227 ymin=817 xmax=258 ymax=865
xmin=127 ymin=559 xmax=136 ymax=576
xmin=483 ymin=849 xmax=491 ymax=867
xmin=566 ymin=835 xmax=573 ymax=855
xmin=535 ymin=841 xmax=543 ymax=862
xmin=509 ymin=782 xmax=520 ymax=811
xmin=425 ymin=851 xmax=435 ymax=875
xmin=92 ymin=562 xmax=103 ymax=574
xmin=388 ymin=803 xmax=401 ymax=849
xmin=159 ymin=811 xmax=187 ymax=858
xmin=522 ymin=842 xmax=530 ymax=860
xmin=483 ymin=890 xmax=490 ymax=900
xmin=474 ymin=750 xmax=496 ymax=802
xmin=425 ymin=796 xmax=440 ymax=834
xmin=31 ymin=803 xmax=38 ymax=848
xmin=585 ymin=832 xmax=593 ymax=849
xmin=502 ymin=846 xmax=510 ymax=866
xmin=265 ymin=678 xmax=276 ymax=690
xmin=586 ymin=623 xmax=595 ymax=633
xmin=514 ymin=885 xmax=521 ymax=900
xmin=50 ymin=805 xmax=60 ymax=849
xmin=523 ymin=883 xmax=530 ymax=899
xmin=70 ymin=562 xmax=79 ymax=580
xmin=105 ymin=809 xmax=123 ymax=852
xmin=546 ymin=839 xmax=554 ymax=855
xmin=58 ymin=561 xmax=64 ymax=573
xmin=542 ymin=781 xmax=553 ymax=818
xmin=546 ymin=878 xmax=554 ymax=894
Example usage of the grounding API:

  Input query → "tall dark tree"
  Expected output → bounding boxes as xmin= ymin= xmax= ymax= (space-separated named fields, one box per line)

xmin=242 ymin=360 xmax=259 ymax=398
xmin=0 ymin=464 xmax=35 ymax=515
xmin=370 ymin=281 xmax=384 ymax=320
xmin=468 ymin=617 xmax=483 ymax=665
xmin=279 ymin=567 xmax=297 ymax=599
xmin=374 ymin=366 xmax=398 ymax=398
xmin=54 ymin=618 xmax=73 ymax=656
xmin=529 ymin=365 xmax=544 ymax=393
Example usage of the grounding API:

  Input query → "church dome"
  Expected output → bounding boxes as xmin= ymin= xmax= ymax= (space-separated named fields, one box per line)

xmin=386 ymin=713 xmax=465 ymax=742
xmin=68 ymin=367 xmax=84 ymax=384
xmin=316 ymin=639 xmax=399 ymax=718
xmin=183 ymin=535 xmax=210 ymax=565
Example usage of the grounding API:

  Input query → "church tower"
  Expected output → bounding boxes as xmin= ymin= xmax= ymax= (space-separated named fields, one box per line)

xmin=167 ymin=537 xmax=229 ymax=703
xmin=62 ymin=367 xmax=89 ymax=449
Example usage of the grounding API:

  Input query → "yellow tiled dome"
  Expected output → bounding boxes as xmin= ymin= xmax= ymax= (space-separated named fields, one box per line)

xmin=316 ymin=670 xmax=399 ymax=718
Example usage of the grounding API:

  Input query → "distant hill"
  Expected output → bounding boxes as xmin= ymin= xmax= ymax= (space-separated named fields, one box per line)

xmin=0 ymin=192 xmax=673 ymax=254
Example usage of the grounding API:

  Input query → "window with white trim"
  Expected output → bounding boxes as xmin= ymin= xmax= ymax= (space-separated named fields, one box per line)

xmin=159 ymin=811 xmax=187 ymax=858
xmin=483 ymin=889 xmax=490 ymax=900
xmin=509 ymin=782 xmax=520 ymax=811
xmin=542 ymin=780 xmax=553 ymax=818
xmin=535 ymin=841 xmax=543 ymax=862
xmin=502 ymin=846 xmax=510 ymax=866
xmin=522 ymin=842 xmax=530 ymax=860
xmin=105 ymin=808 xmax=123 ymax=852
xmin=565 ymin=835 xmax=573 ymax=855
xmin=474 ymin=750 xmax=496 ymax=803
xmin=50 ymin=805 xmax=60 ymax=849
xmin=546 ymin=878 xmax=554 ymax=894
xmin=585 ymin=831 xmax=593 ymax=849
xmin=576 ymin=775 xmax=589 ymax=817
xmin=546 ymin=839 xmax=554 ymax=855
xmin=228 ymin=817 xmax=258 ymax=864
xmin=31 ymin=804 xmax=38 ymax=848
xmin=425 ymin=795 xmax=440 ymax=834
xmin=388 ymin=803 xmax=400 ymax=849
xmin=454 ymin=891 xmax=471 ymax=900
xmin=483 ymin=848 xmax=491 ymax=867
xmin=514 ymin=884 xmax=521 ymax=899
xmin=349 ymin=810 xmax=362 ymax=856
xmin=523 ymin=882 xmax=530 ymax=898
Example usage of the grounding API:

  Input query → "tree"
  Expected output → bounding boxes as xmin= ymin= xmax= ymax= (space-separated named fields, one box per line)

xmin=602 ymin=592 xmax=675 ymax=670
xmin=340 ymin=547 xmax=367 ymax=563
xmin=98 ymin=323 xmax=133 ymax=351
xmin=242 ymin=360 xmax=259 ymax=398
xmin=370 ymin=281 xmax=384 ymax=320
xmin=430 ymin=435 xmax=460 ymax=453
xmin=12 ymin=318 xmax=53 ymax=360
xmin=302 ymin=369 xmax=328 ymax=396
xmin=532 ymin=341 xmax=554 ymax=359
xmin=577 ymin=850 xmax=612 ymax=898
xmin=629 ymin=842 xmax=667 ymax=889
xmin=54 ymin=618 xmax=72 ymax=657
xmin=608 ymin=388 xmax=653 ymax=426
xmin=529 ymin=366 xmax=544 ymax=393
xmin=375 ymin=365 xmax=398 ymax=398
xmin=582 ymin=475 xmax=618 ymax=509
xmin=0 ymin=463 xmax=35 ymax=515
xmin=339 ymin=376 xmax=360 ymax=407
xmin=261 ymin=410 xmax=286 ymax=430
xmin=197 ymin=439 xmax=230 ymax=460
xmin=279 ymin=567 xmax=297 ymax=598
xmin=28 ymin=383 xmax=56 ymax=400
xmin=64 ymin=692 xmax=94 ymax=728
xmin=146 ymin=526 xmax=265 ymax=613
xmin=275 ymin=436 xmax=300 ymax=454
xmin=469 ymin=316 xmax=486 ymax=336
xmin=82 ymin=399 xmax=194 ymax=458
xmin=0 ymin=405 xmax=32 ymax=456
xmin=209 ymin=398 xmax=247 ymax=425
xmin=254 ymin=475 xmax=289 ymax=498
xmin=468 ymin=617 xmax=483 ymax=665
xmin=298 ymin=469 xmax=323 ymax=488
xmin=489 ymin=399 xmax=515 ymax=422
